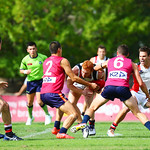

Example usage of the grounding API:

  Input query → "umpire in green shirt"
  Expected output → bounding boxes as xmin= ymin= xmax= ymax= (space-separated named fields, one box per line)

xmin=20 ymin=41 xmax=52 ymax=125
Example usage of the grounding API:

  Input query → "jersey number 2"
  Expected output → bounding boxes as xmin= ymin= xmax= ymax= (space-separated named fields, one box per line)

xmin=45 ymin=61 xmax=52 ymax=75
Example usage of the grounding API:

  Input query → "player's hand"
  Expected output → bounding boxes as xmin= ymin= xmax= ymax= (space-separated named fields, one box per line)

xmin=24 ymin=69 xmax=32 ymax=75
xmin=89 ymin=82 xmax=99 ymax=92
xmin=0 ymin=81 xmax=8 ymax=88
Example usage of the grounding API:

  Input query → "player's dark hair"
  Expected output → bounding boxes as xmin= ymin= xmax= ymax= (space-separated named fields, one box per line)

xmin=49 ymin=41 xmax=61 ymax=54
xmin=0 ymin=37 xmax=1 ymax=43
xmin=139 ymin=46 xmax=150 ymax=56
xmin=117 ymin=44 xmax=129 ymax=56
xmin=98 ymin=45 xmax=106 ymax=51
xmin=26 ymin=41 xmax=36 ymax=48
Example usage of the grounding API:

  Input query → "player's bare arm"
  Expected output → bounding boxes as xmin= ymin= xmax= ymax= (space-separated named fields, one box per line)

xmin=20 ymin=69 xmax=32 ymax=75
xmin=67 ymin=66 xmax=84 ymax=95
xmin=60 ymin=58 xmax=99 ymax=91
xmin=94 ymin=60 xmax=109 ymax=71
xmin=132 ymin=62 xmax=150 ymax=99
xmin=90 ymin=57 xmax=94 ymax=63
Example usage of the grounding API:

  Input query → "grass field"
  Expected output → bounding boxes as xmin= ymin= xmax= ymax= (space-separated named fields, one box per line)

xmin=0 ymin=122 xmax=150 ymax=150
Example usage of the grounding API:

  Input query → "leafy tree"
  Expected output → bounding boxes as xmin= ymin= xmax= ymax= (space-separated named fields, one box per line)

xmin=0 ymin=0 xmax=150 ymax=78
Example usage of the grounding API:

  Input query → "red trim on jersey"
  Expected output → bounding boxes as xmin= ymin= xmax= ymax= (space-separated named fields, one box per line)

xmin=79 ymin=69 xmax=82 ymax=78
xmin=94 ymin=56 xmax=98 ymax=64
xmin=130 ymin=64 xmax=141 ymax=92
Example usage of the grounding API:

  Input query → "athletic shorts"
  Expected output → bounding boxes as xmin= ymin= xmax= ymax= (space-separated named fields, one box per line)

xmin=26 ymin=79 xmax=43 ymax=94
xmin=131 ymin=90 xmax=148 ymax=108
xmin=101 ymin=85 xmax=132 ymax=101
xmin=40 ymin=93 xmax=68 ymax=108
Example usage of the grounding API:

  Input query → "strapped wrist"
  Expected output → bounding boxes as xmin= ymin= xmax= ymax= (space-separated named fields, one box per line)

xmin=101 ymin=63 xmax=104 ymax=69
xmin=24 ymin=70 xmax=28 ymax=74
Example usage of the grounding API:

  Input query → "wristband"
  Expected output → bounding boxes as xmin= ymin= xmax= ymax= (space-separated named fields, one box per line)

xmin=101 ymin=63 xmax=104 ymax=69
xmin=24 ymin=70 xmax=28 ymax=74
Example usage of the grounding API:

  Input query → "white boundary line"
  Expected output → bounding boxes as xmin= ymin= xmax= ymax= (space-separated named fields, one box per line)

xmin=22 ymin=128 xmax=52 ymax=139
xmin=22 ymin=129 xmax=123 ymax=139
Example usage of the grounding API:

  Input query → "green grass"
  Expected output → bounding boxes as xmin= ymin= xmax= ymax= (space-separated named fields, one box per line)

xmin=0 ymin=122 xmax=150 ymax=150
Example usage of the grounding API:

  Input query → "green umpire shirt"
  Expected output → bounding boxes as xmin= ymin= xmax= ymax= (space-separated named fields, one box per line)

xmin=20 ymin=53 xmax=47 ymax=81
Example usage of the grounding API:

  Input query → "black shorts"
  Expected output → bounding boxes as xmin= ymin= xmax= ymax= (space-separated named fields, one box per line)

xmin=101 ymin=85 xmax=132 ymax=101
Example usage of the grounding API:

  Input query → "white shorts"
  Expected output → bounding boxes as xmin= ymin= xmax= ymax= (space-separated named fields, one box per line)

xmin=73 ymin=82 xmax=85 ymax=90
xmin=131 ymin=90 xmax=148 ymax=109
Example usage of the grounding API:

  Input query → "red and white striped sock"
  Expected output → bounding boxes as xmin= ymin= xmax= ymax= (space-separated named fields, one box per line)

xmin=110 ymin=122 xmax=118 ymax=130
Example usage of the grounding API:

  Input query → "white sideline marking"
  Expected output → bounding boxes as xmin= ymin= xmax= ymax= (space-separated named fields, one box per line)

xmin=22 ymin=128 xmax=52 ymax=139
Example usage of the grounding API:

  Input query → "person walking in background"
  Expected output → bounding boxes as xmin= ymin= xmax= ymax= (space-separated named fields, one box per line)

xmin=0 ymin=37 xmax=23 ymax=141
xmin=107 ymin=46 xmax=150 ymax=137
xmin=70 ymin=44 xmax=150 ymax=138
xmin=20 ymin=41 xmax=52 ymax=125
xmin=40 ymin=41 xmax=99 ymax=139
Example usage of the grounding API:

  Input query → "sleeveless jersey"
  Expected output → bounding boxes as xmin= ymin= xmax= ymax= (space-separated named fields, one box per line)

xmin=20 ymin=53 xmax=47 ymax=81
xmin=105 ymin=55 xmax=133 ymax=87
xmin=93 ymin=56 xmax=109 ymax=80
xmin=93 ymin=56 xmax=109 ymax=65
xmin=131 ymin=64 xmax=150 ymax=94
xmin=40 ymin=56 xmax=65 ymax=94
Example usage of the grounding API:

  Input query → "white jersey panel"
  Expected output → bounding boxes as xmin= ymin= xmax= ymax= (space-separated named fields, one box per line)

xmin=139 ymin=65 xmax=150 ymax=94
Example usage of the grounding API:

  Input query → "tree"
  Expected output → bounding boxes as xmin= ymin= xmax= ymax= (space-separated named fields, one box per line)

xmin=0 ymin=0 xmax=150 ymax=78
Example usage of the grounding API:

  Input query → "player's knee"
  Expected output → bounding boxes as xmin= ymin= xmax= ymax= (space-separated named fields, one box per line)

xmin=70 ymin=113 xmax=78 ymax=120
xmin=38 ymin=101 xmax=44 ymax=106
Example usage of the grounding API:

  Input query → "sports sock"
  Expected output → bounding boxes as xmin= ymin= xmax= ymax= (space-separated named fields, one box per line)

xmin=59 ymin=127 xmax=67 ymax=134
xmin=41 ymin=104 xmax=49 ymax=115
xmin=82 ymin=115 xmax=90 ymax=124
xmin=4 ymin=124 xmax=13 ymax=136
xmin=110 ymin=122 xmax=118 ymax=130
xmin=89 ymin=120 xmax=95 ymax=129
xmin=54 ymin=121 xmax=60 ymax=129
xmin=144 ymin=121 xmax=150 ymax=130
xmin=27 ymin=105 xmax=33 ymax=118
